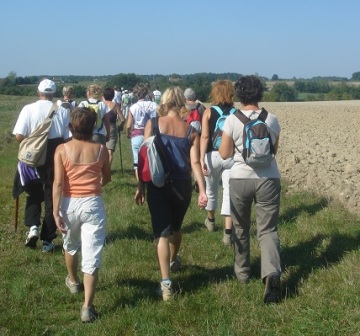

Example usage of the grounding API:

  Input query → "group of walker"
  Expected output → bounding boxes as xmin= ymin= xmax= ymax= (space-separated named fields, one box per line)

xmin=12 ymin=75 xmax=282 ymax=322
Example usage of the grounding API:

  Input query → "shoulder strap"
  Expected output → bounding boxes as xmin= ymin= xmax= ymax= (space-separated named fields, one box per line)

xmin=257 ymin=108 xmax=268 ymax=122
xmin=229 ymin=107 xmax=237 ymax=114
xmin=86 ymin=99 xmax=100 ymax=105
xmin=47 ymin=102 xmax=58 ymax=119
xmin=234 ymin=110 xmax=250 ymax=125
xmin=96 ymin=145 xmax=103 ymax=161
xmin=212 ymin=106 xmax=223 ymax=116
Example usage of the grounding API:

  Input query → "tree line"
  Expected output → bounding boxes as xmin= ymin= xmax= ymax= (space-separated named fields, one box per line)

xmin=1 ymin=72 xmax=360 ymax=102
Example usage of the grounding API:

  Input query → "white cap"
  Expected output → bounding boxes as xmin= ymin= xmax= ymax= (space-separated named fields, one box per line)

xmin=38 ymin=79 xmax=56 ymax=94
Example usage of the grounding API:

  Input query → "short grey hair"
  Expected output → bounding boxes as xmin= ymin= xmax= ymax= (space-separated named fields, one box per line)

xmin=184 ymin=88 xmax=196 ymax=101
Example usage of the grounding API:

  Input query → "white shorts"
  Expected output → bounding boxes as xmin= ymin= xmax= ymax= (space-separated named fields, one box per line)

xmin=60 ymin=196 xmax=106 ymax=275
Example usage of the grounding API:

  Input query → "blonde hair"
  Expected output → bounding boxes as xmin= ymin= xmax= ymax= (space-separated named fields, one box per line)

xmin=158 ymin=86 xmax=188 ymax=117
xmin=210 ymin=80 xmax=235 ymax=106
xmin=87 ymin=84 xmax=103 ymax=99
xmin=62 ymin=86 xmax=74 ymax=97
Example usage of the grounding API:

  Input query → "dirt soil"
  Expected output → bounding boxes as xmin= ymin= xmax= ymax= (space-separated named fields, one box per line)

xmin=252 ymin=100 xmax=360 ymax=218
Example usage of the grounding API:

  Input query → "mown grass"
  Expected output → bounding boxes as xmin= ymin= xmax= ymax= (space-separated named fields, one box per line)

xmin=1 ymin=95 xmax=360 ymax=335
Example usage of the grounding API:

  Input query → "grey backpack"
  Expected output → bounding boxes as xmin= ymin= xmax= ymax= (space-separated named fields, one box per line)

xmin=235 ymin=108 xmax=275 ymax=168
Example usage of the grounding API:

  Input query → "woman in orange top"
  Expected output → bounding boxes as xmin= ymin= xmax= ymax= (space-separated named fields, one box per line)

xmin=53 ymin=107 xmax=111 ymax=322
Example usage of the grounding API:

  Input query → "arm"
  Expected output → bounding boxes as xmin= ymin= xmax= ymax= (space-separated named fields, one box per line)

xmin=101 ymin=147 xmax=111 ymax=186
xmin=190 ymin=131 xmax=208 ymax=209
xmin=219 ymin=131 xmax=234 ymax=160
xmin=126 ymin=112 xmax=133 ymax=139
xmin=274 ymin=135 xmax=280 ymax=155
xmin=103 ymin=111 xmax=111 ymax=142
xmin=200 ymin=107 xmax=211 ymax=176
xmin=15 ymin=134 xmax=25 ymax=142
xmin=115 ymin=103 xmax=125 ymax=123
xmin=53 ymin=145 xmax=66 ymax=234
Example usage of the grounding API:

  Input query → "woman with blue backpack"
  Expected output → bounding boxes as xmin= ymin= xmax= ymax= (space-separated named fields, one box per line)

xmin=219 ymin=75 xmax=282 ymax=304
xmin=200 ymin=80 xmax=236 ymax=246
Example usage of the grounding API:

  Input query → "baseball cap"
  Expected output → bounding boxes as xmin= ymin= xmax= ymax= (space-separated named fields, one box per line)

xmin=184 ymin=88 xmax=195 ymax=100
xmin=38 ymin=79 xmax=56 ymax=94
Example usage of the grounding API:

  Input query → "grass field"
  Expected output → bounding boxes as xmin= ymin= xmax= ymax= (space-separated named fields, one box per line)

xmin=1 ymin=96 xmax=360 ymax=335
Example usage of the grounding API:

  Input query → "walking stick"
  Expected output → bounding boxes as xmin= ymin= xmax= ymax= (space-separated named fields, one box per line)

xmin=14 ymin=196 xmax=19 ymax=232
xmin=118 ymin=127 xmax=124 ymax=174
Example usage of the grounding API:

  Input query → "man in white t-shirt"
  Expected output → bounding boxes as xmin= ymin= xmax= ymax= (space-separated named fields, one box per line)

xmin=13 ymin=79 xmax=71 ymax=252
xmin=121 ymin=90 xmax=131 ymax=119
xmin=113 ymin=86 xmax=122 ymax=104
xmin=153 ymin=87 xmax=162 ymax=104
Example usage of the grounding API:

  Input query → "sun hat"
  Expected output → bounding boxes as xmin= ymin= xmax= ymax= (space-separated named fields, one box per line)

xmin=38 ymin=79 xmax=56 ymax=94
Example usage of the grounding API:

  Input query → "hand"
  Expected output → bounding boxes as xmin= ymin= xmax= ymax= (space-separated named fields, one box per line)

xmin=54 ymin=214 xmax=67 ymax=234
xmin=134 ymin=186 xmax=145 ymax=205
xmin=197 ymin=192 xmax=208 ymax=209
xmin=201 ymin=162 xmax=209 ymax=176
xmin=117 ymin=121 xmax=125 ymax=132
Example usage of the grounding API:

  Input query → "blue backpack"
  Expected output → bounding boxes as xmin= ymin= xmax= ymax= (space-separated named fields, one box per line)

xmin=212 ymin=106 xmax=237 ymax=150
xmin=235 ymin=108 xmax=275 ymax=168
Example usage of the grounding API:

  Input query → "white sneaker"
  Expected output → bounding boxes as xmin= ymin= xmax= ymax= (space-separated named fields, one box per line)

xmin=204 ymin=218 xmax=215 ymax=232
xmin=222 ymin=231 xmax=232 ymax=246
xmin=65 ymin=275 xmax=82 ymax=294
xmin=25 ymin=225 xmax=39 ymax=248
xmin=157 ymin=281 xmax=173 ymax=301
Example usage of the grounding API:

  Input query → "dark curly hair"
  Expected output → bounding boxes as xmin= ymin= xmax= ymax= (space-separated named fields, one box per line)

xmin=69 ymin=107 xmax=97 ymax=141
xmin=234 ymin=75 xmax=264 ymax=105
xmin=132 ymin=83 xmax=149 ymax=100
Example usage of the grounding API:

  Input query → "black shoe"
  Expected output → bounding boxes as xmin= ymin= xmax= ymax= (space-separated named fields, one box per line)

xmin=263 ymin=273 xmax=281 ymax=304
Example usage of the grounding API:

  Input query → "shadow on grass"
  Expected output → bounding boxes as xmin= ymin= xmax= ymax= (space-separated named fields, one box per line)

xmin=105 ymin=265 xmax=235 ymax=310
xmin=282 ymin=231 xmax=360 ymax=298
xmin=105 ymin=224 xmax=154 ymax=244
xmin=181 ymin=221 xmax=204 ymax=234
xmin=279 ymin=197 xmax=329 ymax=225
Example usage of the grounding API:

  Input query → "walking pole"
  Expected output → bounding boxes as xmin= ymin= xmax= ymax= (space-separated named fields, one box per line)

xmin=14 ymin=196 xmax=19 ymax=232
xmin=118 ymin=126 xmax=124 ymax=174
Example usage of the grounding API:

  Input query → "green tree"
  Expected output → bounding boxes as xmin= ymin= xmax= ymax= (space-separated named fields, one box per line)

xmin=351 ymin=72 xmax=360 ymax=81
xmin=271 ymin=74 xmax=279 ymax=81
xmin=268 ymin=82 xmax=297 ymax=102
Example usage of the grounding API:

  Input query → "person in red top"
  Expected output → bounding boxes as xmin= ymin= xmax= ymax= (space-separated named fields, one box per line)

xmin=53 ymin=107 xmax=111 ymax=322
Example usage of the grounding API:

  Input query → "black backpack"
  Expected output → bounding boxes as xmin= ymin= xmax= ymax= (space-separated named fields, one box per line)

xmin=235 ymin=108 xmax=275 ymax=168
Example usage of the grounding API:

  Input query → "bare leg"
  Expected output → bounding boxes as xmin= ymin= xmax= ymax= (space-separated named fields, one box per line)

xmin=224 ymin=215 xmax=232 ymax=230
xmin=169 ymin=231 xmax=182 ymax=263
xmin=207 ymin=210 xmax=215 ymax=220
xmin=83 ymin=269 xmax=99 ymax=308
xmin=65 ymin=251 xmax=80 ymax=284
xmin=108 ymin=150 xmax=113 ymax=167
xmin=157 ymin=237 xmax=170 ymax=280
xmin=135 ymin=168 xmax=139 ymax=182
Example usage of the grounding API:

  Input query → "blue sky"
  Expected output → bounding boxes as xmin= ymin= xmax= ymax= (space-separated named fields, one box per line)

xmin=1 ymin=0 xmax=359 ymax=79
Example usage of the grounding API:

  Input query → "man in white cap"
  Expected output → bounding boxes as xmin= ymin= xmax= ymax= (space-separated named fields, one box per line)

xmin=13 ymin=79 xmax=71 ymax=252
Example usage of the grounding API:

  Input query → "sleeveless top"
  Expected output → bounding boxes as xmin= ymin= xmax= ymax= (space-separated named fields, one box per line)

xmin=107 ymin=105 xmax=117 ymax=124
xmin=207 ymin=104 xmax=234 ymax=153
xmin=159 ymin=125 xmax=194 ymax=180
xmin=62 ymin=143 xmax=104 ymax=197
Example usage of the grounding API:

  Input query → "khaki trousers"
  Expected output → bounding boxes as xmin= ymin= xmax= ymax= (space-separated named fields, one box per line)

xmin=230 ymin=178 xmax=281 ymax=282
